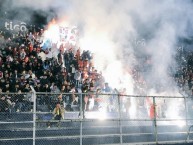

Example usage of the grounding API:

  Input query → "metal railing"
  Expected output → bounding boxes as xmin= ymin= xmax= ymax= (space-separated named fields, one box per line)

xmin=1 ymin=91 xmax=193 ymax=145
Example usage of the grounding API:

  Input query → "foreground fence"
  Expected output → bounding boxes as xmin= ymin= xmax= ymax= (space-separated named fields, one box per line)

xmin=1 ymin=91 xmax=193 ymax=145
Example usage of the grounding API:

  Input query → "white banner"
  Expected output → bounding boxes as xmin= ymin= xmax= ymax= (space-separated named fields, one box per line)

xmin=59 ymin=26 xmax=78 ymax=45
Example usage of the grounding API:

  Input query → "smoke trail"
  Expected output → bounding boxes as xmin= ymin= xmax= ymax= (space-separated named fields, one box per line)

xmin=3 ymin=0 xmax=193 ymax=95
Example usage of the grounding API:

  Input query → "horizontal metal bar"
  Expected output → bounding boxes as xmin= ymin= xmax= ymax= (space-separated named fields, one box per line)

xmin=0 ymin=138 xmax=33 ymax=141
xmin=35 ymin=92 xmax=185 ymax=98
xmin=0 ymin=121 xmax=33 ymax=124
xmin=101 ymin=140 xmax=193 ymax=145
xmin=0 ymin=118 xmax=192 ymax=124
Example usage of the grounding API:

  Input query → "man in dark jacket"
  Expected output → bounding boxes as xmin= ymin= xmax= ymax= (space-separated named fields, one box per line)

xmin=0 ymin=96 xmax=9 ymax=112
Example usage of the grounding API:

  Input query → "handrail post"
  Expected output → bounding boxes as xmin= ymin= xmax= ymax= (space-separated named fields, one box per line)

xmin=80 ymin=92 xmax=83 ymax=145
xmin=118 ymin=94 xmax=123 ymax=144
xmin=153 ymin=96 xmax=158 ymax=144
xmin=184 ymin=97 xmax=189 ymax=142
xmin=30 ymin=86 xmax=36 ymax=145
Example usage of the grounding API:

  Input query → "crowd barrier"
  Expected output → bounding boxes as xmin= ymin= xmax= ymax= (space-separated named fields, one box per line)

xmin=1 ymin=91 xmax=193 ymax=145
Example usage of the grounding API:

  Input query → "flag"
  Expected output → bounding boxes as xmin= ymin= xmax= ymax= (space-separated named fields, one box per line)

xmin=41 ymin=39 xmax=52 ymax=50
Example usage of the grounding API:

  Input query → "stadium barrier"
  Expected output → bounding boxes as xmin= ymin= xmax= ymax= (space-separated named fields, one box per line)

xmin=0 ymin=91 xmax=193 ymax=145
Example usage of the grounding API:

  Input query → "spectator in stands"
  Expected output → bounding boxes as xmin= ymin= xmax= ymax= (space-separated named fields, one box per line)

xmin=0 ymin=95 xmax=13 ymax=119
xmin=74 ymin=70 xmax=81 ymax=88
xmin=50 ymin=83 xmax=60 ymax=93
xmin=0 ymin=96 xmax=9 ymax=112
xmin=79 ymin=85 xmax=89 ymax=118
xmin=52 ymin=103 xmax=65 ymax=127
xmin=48 ymin=102 xmax=65 ymax=128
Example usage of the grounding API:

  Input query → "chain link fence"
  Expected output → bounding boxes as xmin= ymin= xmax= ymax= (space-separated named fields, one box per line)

xmin=1 ymin=91 xmax=193 ymax=145
xmin=0 ymin=92 xmax=34 ymax=145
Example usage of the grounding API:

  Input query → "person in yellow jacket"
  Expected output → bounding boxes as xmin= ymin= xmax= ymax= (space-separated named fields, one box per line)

xmin=53 ymin=103 xmax=65 ymax=120
xmin=46 ymin=103 xmax=65 ymax=128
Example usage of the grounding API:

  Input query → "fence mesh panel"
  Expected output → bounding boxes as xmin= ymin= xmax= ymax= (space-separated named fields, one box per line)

xmin=1 ymin=93 xmax=193 ymax=145
xmin=0 ymin=93 xmax=33 ymax=145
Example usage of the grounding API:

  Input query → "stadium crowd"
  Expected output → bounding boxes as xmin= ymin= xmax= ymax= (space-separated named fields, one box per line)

xmin=0 ymin=26 xmax=193 ymax=117
xmin=0 ymin=28 xmax=113 ymax=114
xmin=175 ymin=51 xmax=193 ymax=97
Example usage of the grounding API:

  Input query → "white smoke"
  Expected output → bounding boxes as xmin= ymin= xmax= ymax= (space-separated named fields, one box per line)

xmin=6 ymin=0 xmax=193 ymax=95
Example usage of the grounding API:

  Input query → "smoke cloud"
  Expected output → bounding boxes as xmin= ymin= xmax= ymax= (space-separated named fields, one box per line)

xmin=2 ymin=0 xmax=193 ymax=95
